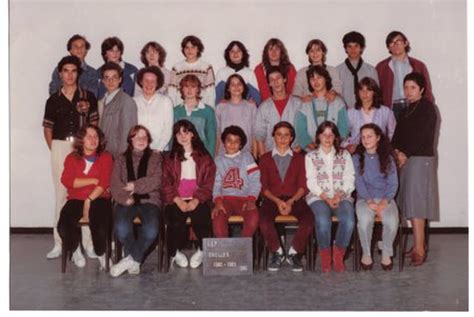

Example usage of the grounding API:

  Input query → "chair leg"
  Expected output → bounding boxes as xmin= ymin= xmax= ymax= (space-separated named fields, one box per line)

xmin=398 ymin=220 xmax=404 ymax=272
xmin=61 ymin=242 xmax=67 ymax=273
xmin=353 ymin=228 xmax=360 ymax=272
xmin=105 ymin=232 xmax=111 ymax=272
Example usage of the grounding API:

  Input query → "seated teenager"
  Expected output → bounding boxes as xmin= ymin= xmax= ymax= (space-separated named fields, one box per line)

xmin=306 ymin=121 xmax=355 ymax=273
xmin=57 ymin=124 xmax=113 ymax=270
xmin=110 ymin=125 xmax=162 ymax=277
xmin=353 ymin=123 xmax=399 ymax=271
xmin=259 ymin=121 xmax=314 ymax=272
xmin=212 ymin=126 xmax=261 ymax=238
xmin=161 ymin=120 xmax=216 ymax=269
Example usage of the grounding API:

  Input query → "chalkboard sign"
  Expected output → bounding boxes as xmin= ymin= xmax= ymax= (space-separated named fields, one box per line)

xmin=202 ymin=237 xmax=253 ymax=276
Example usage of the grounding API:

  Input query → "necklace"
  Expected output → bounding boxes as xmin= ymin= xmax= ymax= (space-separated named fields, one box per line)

xmin=404 ymin=99 xmax=421 ymax=118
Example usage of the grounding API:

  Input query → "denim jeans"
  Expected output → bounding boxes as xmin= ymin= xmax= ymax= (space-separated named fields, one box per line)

xmin=356 ymin=199 xmax=399 ymax=257
xmin=310 ymin=200 xmax=355 ymax=249
xmin=114 ymin=203 xmax=160 ymax=262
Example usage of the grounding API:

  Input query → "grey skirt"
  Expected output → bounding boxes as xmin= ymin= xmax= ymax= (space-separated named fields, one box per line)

xmin=397 ymin=156 xmax=439 ymax=220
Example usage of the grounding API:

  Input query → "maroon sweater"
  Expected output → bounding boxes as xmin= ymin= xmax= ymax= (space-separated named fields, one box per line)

xmin=259 ymin=151 xmax=308 ymax=198
xmin=376 ymin=56 xmax=434 ymax=107
xmin=161 ymin=151 xmax=216 ymax=204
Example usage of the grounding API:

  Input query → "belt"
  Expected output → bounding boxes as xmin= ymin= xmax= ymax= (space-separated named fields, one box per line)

xmin=54 ymin=136 xmax=76 ymax=142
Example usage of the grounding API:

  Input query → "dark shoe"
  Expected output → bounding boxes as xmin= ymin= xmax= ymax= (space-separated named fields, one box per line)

xmin=410 ymin=252 xmax=426 ymax=266
xmin=287 ymin=254 xmax=303 ymax=272
xmin=268 ymin=252 xmax=285 ymax=271
xmin=381 ymin=261 xmax=393 ymax=271
xmin=360 ymin=262 xmax=373 ymax=271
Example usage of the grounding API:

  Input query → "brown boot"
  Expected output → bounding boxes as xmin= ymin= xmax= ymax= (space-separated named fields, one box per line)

xmin=320 ymin=248 xmax=331 ymax=273
xmin=333 ymin=246 xmax=346 ymax=273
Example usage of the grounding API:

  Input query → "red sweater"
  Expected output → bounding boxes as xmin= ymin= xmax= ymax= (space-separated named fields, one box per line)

xmin=161 ymin=151 xmax=216 ymax=204
xmin=61 ymin=152 xmax=113 ymax=200
xmin=259 ymin=151 xmax=308 ymax=198
xmin=376 ymin=56 xmax=434 ymax=107
xmin=254 ymin=63 xmax=297 ymax=103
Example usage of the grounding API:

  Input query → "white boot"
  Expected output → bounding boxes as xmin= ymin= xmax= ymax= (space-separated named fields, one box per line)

xmin=46 ymin=244 xmax=62 ymax=259
xmin=110 ymin=255 xmax=136 ymax=277
xmin=98 ymin=254 xmax=112 ymax=271
xmin=71 ymin=247 xmax=86 ymax=268
xmin=190 ymin=249 xmax=203 ymax=269
xmin=171 ymin=250 xmax=189 ymax=268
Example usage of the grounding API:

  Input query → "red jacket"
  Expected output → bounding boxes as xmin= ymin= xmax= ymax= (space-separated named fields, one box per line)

xmin=254 ymin=63 xmax=297 ymax=103
xmin=161 ymin=151 xmax=216 ymax=204
xmin=259 ymin=150 xmax=308 ymax=198
xmin=376 ymin=56 xmax=434 ymax=107
xmin=61 ymin=152 xmax=113 ymax=200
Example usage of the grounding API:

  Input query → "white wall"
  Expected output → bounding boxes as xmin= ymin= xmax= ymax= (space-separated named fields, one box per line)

xmin=10 ymin=0 xmax=467 ymax=227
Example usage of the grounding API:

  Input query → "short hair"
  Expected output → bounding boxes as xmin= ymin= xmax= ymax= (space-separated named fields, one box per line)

xmin=262 ymin=38 xmax=292 ymax=77
xmin=67 ymin=34 xmax=91 ymax=51
xmin=72 ymin=124 xmax=106 ymax=157
xmin=181 ymin=35 xmax=204 ymax=58
xmin=272 ymin=121 xmax=295 ymax=146
xmin=100 ymin=61 xmax=123 ymax=78
xmin=306 ymin=65 xmax=333 ymax=92
xmin=265 ymin=65 xmax=286 ymax=84
xmin=223 ymin=74 xmax=249 ymax=100
xmin=354 ymin=77 xmax=383 ymax=109
xmin=125 ymin=124 xmax=153 ymax=154
xmin=403 ymin=72 xmax=426 ymax=95
xmin=140 ymin=41 xmax=167 ymax=67
xmin=221 ymin=125 xmax=247 ymax=150
xmin=305 ymin=39 xmax=328 ymax=64
xmin=224 ymin=40 xmax=250 ymax=67
xmin=57 ymin=55 xmax=82 ymax=77
xmin=101 ymin=36 xmax=124 ymax=62
xmin=385 ymin=30 xmax=411 ymax=53
xmin=136 ymin=66 xmax=164 ymax=91
xmin=315 ymin=121 xmax=342 ymax=154
xmin=342 ymin=31 xmax=366 ymax=49
xmin=179 ymin=74 xmax=202 ymax=100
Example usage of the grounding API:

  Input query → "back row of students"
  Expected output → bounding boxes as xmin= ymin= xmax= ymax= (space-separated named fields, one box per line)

xmin=48 ymin=31 xmax=434 ymax=110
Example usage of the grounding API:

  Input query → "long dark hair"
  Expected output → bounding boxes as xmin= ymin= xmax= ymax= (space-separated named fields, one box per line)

xmin=72 ymin=124 xmax=106 ymax=157
xmin=170 ymin=120 xmax=210 ymax=161
xmin=354 ymin=123 xmax=395 ymax=177
xmin=224 ymin=41 xmax=250 ymax=67
xmin=223 ymin=74 xmax=248 ymax=100
xmin=315 ymin=121 xmax=342 ymax=154
xmin=354 ymin=77 xmax=383 ymax=109
xmin=262 ymin=38 xmax=292 ymax=77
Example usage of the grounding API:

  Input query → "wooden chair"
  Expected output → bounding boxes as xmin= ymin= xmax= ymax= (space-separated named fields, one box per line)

xmin=226 ymin=215 xmax=261 ymax=272
xmin=261 ymin=215 xmax=315 ymax=271
xmin=312 ymin=216 xmax=357 ymax=272
xmin=61 ymin=218 xmax=111 ymax=273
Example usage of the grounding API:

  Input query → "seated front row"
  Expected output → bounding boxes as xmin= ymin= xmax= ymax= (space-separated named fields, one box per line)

xmin=58 ymin=120 xmax=400 ymax=275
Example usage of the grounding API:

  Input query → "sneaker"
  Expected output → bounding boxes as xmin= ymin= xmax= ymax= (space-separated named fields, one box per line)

xmin=268 ymin=252 xmax=285 ymax=271
xmin=128 ymin=261 xmax=141 ymax=275
xmin=72 ymin=247 xmax=86 ymax=268
xmin=85 ymin=246 xmax=98 ymax=259
xmin=287 ymin=254 xmax=303 ymax=272
xmin=98 ymin=255 xmax=113 ymax=271
xmin=110 ymin=255 xmax=135 ymax=277
xmin=171 ymin=250 xmax=189 ymax=268
xmin=46 ymin=244 xmax=62 ymax=259
xmin=190 ymin=249 xmax=203 ymax=269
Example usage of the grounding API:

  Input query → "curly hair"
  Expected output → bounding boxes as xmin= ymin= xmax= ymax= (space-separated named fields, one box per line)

xmin=261 ymin=38 xmax=292 ymax=77
xmin=354 ymin=123 xmax=396 ymax=177
xmin=315 ymin=121 xmax=342 ymax=154
xmin=72 ymin=124 xmax=106 ymax=157
xmin=221 ymin=125 xmax=247 ymax=150
xmin=354 ymin=77 xmax=384 ymax=109
xmin=136 ymin=66 xmax=164 ymax=91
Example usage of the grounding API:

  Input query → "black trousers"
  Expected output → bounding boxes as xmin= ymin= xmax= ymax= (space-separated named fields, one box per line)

xmin=57 ymin=198 xmax=112 ymax=256
xmin=164 ymin=202 xmax=212 ymax=257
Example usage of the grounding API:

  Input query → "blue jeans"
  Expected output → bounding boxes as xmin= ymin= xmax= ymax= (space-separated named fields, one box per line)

xmin=310 ymin=200 xmax=355 ymax=250
xmin=114 ymin=203 xmax=160 ymax=262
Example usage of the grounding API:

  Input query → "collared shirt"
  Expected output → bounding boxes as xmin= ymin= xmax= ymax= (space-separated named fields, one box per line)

xmin=104 ymin=88 xmax=121 ymax=105
xmin=42 ymin=87 xmax=98 ymax=140
xmin=272 ymin=147 xmax=293 ymax=181
xmin=391 ymin=56 xmax=412 ymax=101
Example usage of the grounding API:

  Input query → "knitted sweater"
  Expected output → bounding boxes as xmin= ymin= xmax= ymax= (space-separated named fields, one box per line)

xmin=295 ymin=95 xmax=349 ymax=150
xmin=352 ymin=152 xmax=398 ymax=200
xmin=173 ymin=101 xmax=217 ymax=157
xmin=168 ymin=59 xmax=216 ymax=108
xmin=305 ymin=147 xmax=355 ymax=205
xmin=293 ymin=65 xmax=342 ymax=97
xmin=215 ymin=66 xmax=261 ymax=105
xmin=213 ymin=151 xmax=261 ymax=202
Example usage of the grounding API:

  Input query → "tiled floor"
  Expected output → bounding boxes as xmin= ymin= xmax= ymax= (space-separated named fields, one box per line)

xmin=10 ymin=233 xmax=468 ymax=311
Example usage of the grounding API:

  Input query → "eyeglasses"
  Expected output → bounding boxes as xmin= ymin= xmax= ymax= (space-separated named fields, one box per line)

xmin=103 ymin=75 xmax=120 ymax=82
xmin=389 ymin=39 xmax=405 ymax=46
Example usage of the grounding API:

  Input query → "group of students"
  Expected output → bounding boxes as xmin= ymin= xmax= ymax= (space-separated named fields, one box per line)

xmin=42 ymin=30 xmax=438 ymax=277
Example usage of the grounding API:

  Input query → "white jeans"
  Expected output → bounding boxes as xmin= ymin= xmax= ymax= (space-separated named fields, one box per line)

xmin=355 ymin=199 xmax=399 ymax=258
xmin=50 ymin=140 xmax=93 ymax=250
